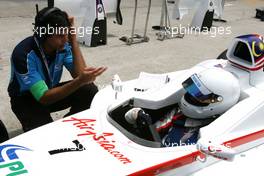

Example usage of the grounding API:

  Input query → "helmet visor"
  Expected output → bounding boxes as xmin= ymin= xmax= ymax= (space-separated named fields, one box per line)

xmin=182 ymin=74 xmax=221 ymax=104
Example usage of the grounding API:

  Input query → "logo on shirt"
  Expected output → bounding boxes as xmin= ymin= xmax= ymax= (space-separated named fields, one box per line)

xmin=54 ymin=64 xmax=62 ymax=72
xmin=21 ymin=75 xmax=31 ymax=85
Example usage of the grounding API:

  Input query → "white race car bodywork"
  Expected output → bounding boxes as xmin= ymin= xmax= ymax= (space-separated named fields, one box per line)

xmin=172 ymin=0 xmax=225 ymax=20
xmin=1 ymin=35 xmax=264 ymax=176
xmin=54 ymin=0 xmax=118 ymax=17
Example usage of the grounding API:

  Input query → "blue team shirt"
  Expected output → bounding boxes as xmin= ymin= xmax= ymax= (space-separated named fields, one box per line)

xmin=8 ymin=36 xmax=73 ymax=97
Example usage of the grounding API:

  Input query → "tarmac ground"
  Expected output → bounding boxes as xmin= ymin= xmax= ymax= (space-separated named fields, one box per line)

xmin=0 ymin=0 xmax=264 ymax=138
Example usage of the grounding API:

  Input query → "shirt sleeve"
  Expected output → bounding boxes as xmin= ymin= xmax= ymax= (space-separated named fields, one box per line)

xmin=13 ymin=52 xmax=48 ymax=101
xmin=63 ymin=44 xmax=74 ymax=73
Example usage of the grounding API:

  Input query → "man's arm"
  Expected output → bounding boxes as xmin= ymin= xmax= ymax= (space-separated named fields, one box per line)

xmin=39 ymin=67 xmax=106 ymax=105
xmin=39 ymin=17 xmax=107 ymax=105
xmin=13 ymin=53 xmax=105 ymax=106
xmin=68 ymin=17 xmax=86 ymax=78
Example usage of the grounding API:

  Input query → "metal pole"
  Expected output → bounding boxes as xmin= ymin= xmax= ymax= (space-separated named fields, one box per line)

xmin=131 ymin=0 xmax=138 ymax=38
xmin=143 ymin=0 xmax=152 ymax=37
xmin=160 ymin=0 xmax=165 ymax=28
xmin=165 ymin=0 xmax=171 ymax=29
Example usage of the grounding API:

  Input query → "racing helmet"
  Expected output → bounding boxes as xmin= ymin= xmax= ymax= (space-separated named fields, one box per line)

xmin=179 ymin=68 xmax=240 ymax=119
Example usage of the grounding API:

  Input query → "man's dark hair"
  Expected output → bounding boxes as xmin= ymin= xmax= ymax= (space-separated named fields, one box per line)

xmin=34 ymin=7 xmax=70 ymax=40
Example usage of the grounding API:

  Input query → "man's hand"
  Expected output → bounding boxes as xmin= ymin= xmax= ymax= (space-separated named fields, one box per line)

xmin=78 ymin=67 xmax=107 ymax=86
xmin=68 ymin=16 xmax=74 ymax=27
xmin=68 ymin=16 xmax=77 ymax=42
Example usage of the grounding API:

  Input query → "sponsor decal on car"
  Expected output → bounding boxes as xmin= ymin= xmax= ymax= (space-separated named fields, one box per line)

xmin=0 ymin=144 xmax=32 ymax=176
xmin=48 ymin=140 xmax=86 ymax=155
xmin=63 ymin=117 xmax=132 ymax=164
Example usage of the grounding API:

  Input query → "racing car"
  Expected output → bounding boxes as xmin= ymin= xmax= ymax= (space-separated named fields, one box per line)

xmin=0 ymin=34 xmax=264 ymax=176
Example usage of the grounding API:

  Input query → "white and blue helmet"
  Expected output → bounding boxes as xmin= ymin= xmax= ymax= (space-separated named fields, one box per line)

xmin=180 ymin=68 xmax=240 ymax=119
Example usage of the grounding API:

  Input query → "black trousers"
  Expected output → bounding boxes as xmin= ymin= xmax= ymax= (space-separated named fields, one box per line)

xmin=0 ymin=120 xmax=8 ymax=143
xmin=10 ymin=82 xmax=98 ymax=132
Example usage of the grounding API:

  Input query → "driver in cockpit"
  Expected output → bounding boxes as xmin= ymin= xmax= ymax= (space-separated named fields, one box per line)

xmin=154 ymin=67 xmax=241 ymax=147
